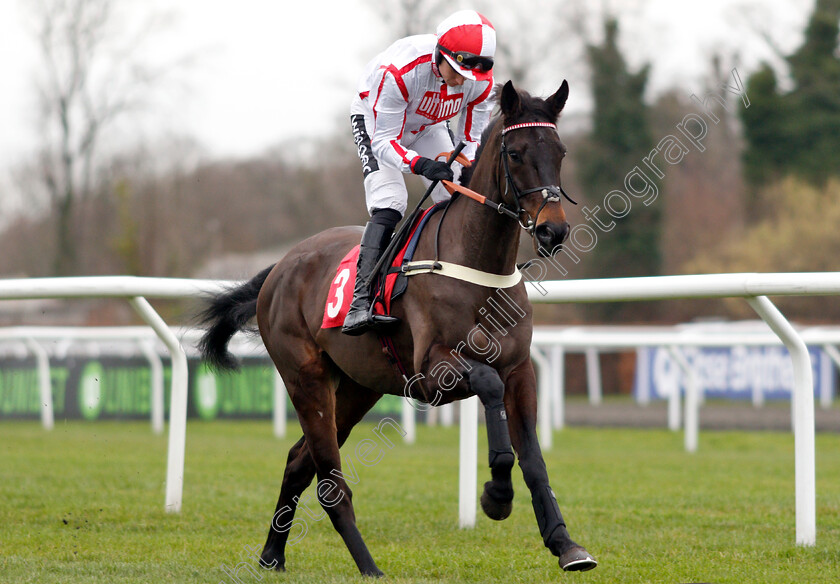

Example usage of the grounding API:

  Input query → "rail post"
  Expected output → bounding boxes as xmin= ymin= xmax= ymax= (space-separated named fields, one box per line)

xmin=746 ymin=296 xmax=816 ymax=546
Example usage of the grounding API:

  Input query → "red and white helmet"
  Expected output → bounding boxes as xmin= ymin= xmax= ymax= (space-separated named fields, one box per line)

xmin=435 ymin=10 xmax=496 ymax=81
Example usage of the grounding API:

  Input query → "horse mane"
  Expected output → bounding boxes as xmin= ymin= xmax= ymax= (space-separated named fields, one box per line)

xmin=460 ymin=120 xmax=497 ymax=188
xmin=460 ymin=84 xmax=558 ymax=188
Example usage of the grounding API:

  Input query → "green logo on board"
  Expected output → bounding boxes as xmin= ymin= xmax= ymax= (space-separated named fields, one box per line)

xmin=79 ymin=362 xmax=104 ymax=420
xmin=194 ymin=363 xmax=219 ymax=420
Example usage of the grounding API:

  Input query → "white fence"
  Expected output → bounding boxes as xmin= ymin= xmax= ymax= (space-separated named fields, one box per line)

xmin=527 ymin=272 xmax=840 ymax=547
xmin=531 ymin=324 xmax=840 ymax=445
xmin=0 ymin=277 xmax=230 ymax=514
xmin=2 ymin=272 xmax=840 ymax=546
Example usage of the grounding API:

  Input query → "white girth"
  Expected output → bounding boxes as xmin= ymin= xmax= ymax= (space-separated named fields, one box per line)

xmin=400 ymin=260 xmax=522 ymax=288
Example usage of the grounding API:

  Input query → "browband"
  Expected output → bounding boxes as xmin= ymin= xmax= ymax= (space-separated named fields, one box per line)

xmin=501 ymin=122 xmax=557 ymax=135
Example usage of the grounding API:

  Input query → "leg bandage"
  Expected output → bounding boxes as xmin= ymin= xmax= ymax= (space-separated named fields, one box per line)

xmin=532 ymin=485 xmax=567 ymax=547
xmin=485 ymin=403 xmax=514 ymax=469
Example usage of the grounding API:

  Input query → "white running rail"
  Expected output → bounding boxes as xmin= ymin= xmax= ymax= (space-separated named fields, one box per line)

xmin=2 ymin=272 xmax=839 ymax=545
xmin=523 ymin=272 xmax=840 ymax=546
xmin=0 ymin=277 xmax=232 ymax=513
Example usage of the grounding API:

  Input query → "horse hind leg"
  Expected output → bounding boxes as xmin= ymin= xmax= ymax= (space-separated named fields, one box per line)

xmin=297 ymin=369 xmax=383 ymax=577
xmin=262 ymin=366 xmax=383 ymax=576
xmin=259 ymin=436 xmax=315 ymax=571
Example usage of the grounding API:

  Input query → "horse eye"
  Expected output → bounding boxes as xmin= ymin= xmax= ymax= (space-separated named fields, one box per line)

xmin=508 ymin=150 xmax=522 ymax=163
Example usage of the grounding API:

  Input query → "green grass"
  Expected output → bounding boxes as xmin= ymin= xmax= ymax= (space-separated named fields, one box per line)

xmin=1 ymin=420 xmax=839 ymax=583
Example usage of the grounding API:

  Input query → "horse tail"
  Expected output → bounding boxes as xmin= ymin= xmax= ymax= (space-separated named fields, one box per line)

xmin=197 ymin=264 xmax=275 ymax=371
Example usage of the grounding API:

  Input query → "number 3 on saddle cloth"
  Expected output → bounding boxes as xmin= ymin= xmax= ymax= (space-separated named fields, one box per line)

xmin=321 ymin=203 xmax=446 ymax=329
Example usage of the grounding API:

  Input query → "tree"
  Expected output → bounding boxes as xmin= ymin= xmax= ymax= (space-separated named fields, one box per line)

xmin=476 ymin=0 xmax=584 ymax=88
xmin=740 ymin=64 xmax=789 ymax=188
xmin=26 ymin=0 xmax=181 ymax=275
xmin=578 ymin=18 xmax=660 ymax=279
xmin=685 ymin=177 xmax=840 ymax=321
xmin=740 ymin=0 xmax=840 ymax=190
xmin=365 ymin=0 xmax=449 ymax=40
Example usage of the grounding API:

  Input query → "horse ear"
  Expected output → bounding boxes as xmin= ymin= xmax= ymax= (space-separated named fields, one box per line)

xmin=500 ymin=80 xmax=521 ymax=118
xmin=548 ymin=80 xmax=569 ymax=119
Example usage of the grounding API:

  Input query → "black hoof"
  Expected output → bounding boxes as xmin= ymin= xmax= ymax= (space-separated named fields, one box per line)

xmin=480 ymin=482 xmax=513 ymax=521
xmin=559 ymin=546 xmax=597 ymax=572
xmin=259 ymin=553 xmax=285 ymax=572
xmin=361 ymin=568 xmax=385 ymax=578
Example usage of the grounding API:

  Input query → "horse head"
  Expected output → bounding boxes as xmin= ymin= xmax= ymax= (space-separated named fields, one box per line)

xmin=496 ymin=80 xmax=572 ymax=257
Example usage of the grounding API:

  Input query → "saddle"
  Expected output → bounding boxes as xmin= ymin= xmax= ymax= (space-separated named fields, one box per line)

xmin=321 ymin=203 xmax=446 ymax=329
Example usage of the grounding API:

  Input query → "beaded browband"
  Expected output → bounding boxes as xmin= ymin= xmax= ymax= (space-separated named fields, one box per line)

xmin=501 ymin=122 xmax=557 ymax=135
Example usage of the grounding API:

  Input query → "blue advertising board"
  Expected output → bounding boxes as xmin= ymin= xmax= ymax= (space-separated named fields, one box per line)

xmin=634 ymin=346 xmax=835 ymax=401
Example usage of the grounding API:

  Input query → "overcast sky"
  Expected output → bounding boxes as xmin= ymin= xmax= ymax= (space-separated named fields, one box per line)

xmin=0 ymin=0 xmax=814 ymax=195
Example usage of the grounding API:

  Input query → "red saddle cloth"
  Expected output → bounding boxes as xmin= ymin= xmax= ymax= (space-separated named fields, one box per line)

xmin=321 ymin=207 xmax=439 ymax=329
xmin=321 ymin=245 xmax=361 ymax=329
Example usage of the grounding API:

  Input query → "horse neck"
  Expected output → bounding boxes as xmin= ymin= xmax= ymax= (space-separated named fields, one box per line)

xmin=440 ymin=150 xmax=522 ymax=274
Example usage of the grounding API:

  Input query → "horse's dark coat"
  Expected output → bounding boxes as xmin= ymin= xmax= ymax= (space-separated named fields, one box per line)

xmin=198 ymin=80 xmax=596 ymax=576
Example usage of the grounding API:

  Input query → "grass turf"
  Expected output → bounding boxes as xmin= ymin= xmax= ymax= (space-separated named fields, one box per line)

xmin=1 ymin=419 xmax=838 ymax=583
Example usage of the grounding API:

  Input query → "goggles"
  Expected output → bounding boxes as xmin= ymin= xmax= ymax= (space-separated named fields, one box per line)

xmin=438 ymin=45 xmax=494 ymax=73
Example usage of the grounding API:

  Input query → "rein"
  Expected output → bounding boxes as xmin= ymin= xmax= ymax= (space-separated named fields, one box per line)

xmin=374 ymin=122 xmax=577 ymax=291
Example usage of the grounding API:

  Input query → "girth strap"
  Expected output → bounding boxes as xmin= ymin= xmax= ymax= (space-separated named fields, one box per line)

xmin=400 ymin=260 xmax=522 ymax=288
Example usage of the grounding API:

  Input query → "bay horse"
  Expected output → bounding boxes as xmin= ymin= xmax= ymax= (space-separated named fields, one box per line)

xmin=197 ymin=80 xmax=597 ymax=576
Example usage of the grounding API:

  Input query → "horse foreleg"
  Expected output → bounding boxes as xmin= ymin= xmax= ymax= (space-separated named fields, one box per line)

xmin=468 ymin=363 xmax=517 ymax=521
xmin=420 ymin=345 xmax=515 ymax=520
xmin=504 ymin=361 xmax=597 ymax=572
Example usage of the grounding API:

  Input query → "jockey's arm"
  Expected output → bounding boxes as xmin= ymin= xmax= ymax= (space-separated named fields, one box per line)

xmin=368 ymin=72 xmax=419 ymax=174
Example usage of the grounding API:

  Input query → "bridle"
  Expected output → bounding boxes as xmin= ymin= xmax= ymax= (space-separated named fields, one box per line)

xmin=398 ymin=121 xmax=579 ymax=276
xmin=498 ymin=121 xmax=577 ymax=233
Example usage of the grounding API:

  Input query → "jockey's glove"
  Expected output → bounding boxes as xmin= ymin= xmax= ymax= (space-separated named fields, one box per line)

xmin=411 ymin=157 xmax=454 ymax=182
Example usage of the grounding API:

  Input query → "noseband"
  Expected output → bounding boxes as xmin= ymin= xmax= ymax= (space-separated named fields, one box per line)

xmin=499 ymin=122 xmax=577 ymax=233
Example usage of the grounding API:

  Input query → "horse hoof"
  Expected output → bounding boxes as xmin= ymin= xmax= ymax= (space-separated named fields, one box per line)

xmin=559 ymin=546 xmax=597 ymax=572
xmin=259 ymin=554 xmax=285 ymax=572
xmin=361 ymin=568 xmax=385 ymax=578
xmin=480 ymin=488 xmax=513 ymax=521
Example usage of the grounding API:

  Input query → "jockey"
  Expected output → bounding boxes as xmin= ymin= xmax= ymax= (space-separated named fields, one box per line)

xmin=343 ymin=9 xmax=497 ymax=336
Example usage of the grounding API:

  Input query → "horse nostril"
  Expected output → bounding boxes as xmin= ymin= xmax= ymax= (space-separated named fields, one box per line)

xmin=535 ymin=222 xmax=570 ymax=246
xmin=534 ymin=224 xmax=555 ymax=247
xmin=534 ymin=222 xmax=571 ymax=257
xmin=557 ymin=221 xmax=570 ymax=243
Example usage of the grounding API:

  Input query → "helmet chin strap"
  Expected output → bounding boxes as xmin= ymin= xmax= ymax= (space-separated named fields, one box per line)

xmin=433 ymin=45 xmax=443 ymax=70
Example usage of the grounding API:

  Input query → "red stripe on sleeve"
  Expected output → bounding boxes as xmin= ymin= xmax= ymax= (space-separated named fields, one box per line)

xmin=382 ymin=65 xmax=410 ymax=101
xmin=464 ymin=82 xmax=493 ymax=142
xmin=399 ymin=54 xmax=431 ymax=75
xmin=391 ymin=139 xmax=411 ymax=165
xmin=375 ymin=55 xmax=432 ymax=106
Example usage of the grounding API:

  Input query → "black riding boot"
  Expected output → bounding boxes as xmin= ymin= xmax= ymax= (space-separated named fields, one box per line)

xmin=341 ymin=221 xmax=400 ymax=336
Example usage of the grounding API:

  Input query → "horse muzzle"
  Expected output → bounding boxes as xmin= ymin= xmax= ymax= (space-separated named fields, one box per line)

xmin=534 ymin=221 xmax=570 ymax=257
